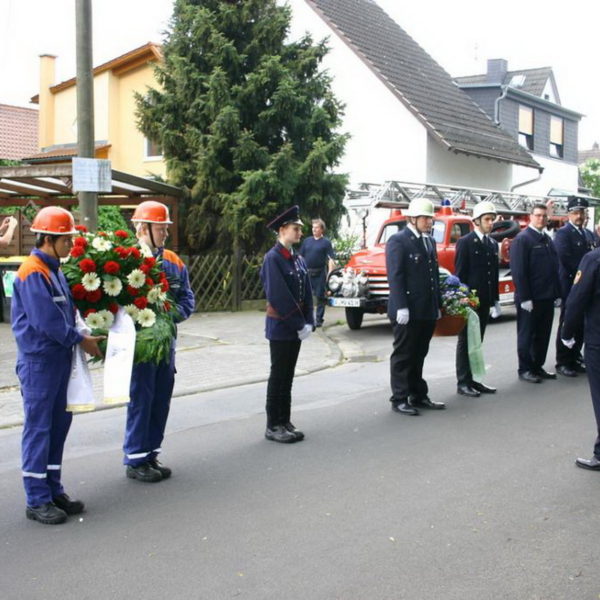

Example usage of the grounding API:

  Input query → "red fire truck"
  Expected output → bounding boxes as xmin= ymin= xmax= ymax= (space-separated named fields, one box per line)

xmin=327 ymin=181 xmax=574 ymax=329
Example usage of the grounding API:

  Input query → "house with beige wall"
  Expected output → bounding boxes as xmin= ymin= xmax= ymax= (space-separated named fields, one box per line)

xmin=29 ymin=43 xmax=164 ymax=179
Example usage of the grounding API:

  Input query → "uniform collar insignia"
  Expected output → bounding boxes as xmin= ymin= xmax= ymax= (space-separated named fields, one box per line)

xmin=277 ymin=244 xmax=293 ymax=260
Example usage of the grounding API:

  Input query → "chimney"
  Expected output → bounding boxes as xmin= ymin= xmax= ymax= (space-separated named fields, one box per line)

xmin=39 ymin=54 xmax=57 ymax=150
xmin=486 ymin=59 xmax=508 ymax=85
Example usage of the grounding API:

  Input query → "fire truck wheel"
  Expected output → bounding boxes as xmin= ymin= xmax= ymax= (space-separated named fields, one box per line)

xmin=490 ymin=220 xmax=520 ymax=241
xmin=345 ymin=308 xmax=364 ymax=330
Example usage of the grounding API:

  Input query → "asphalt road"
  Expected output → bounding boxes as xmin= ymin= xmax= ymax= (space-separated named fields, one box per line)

xmin=1 ymin=311 xmax=599 ymax=600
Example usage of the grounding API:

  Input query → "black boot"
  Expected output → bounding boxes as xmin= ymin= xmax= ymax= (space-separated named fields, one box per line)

xmin=26 ymin=502 xmax=67 ymax=525
xmin=53 ymin=493 xmax=85 ymax=515
xmin=265 ymin=425 xmax=298 ymax=443
xmin=284 ymin=422 xmax=305 ymax=441
xmin=148 ymin=457 xmax=172 ymax=479
xmin=126 ymin=462 xmax=162 ymax=482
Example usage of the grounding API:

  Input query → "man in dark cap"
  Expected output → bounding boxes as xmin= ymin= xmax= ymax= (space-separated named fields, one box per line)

xmin=554 ymin=196 xmax=594 ymax=377
xmin=260 ymin=205 xmax=314 ymax=443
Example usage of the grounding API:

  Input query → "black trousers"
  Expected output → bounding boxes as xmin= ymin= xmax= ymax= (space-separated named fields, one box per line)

xmin=266 ymin=340 xmax=302 ymax=428
xmin=456 ymin=302 xmax=490 ymax=386
xmin=584 ymin=344 xmax=600 ymax=458
xmin=555 ymin=303 xmax=584 ymax=368
xmin=516 ymin=299 xmax=554 ymax=374
xmin=390 ymin=319 xmax=436 ymax=401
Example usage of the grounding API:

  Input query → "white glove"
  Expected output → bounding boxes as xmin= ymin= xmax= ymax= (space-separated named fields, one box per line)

xmin=561 ymin=338 xmax=576 ymax=349
xmin=490 ymin=301 xmax=502 ymax=319
xmin=554 ymin=298 xmax=562 ymax=308
xmin=298 ymin=324 xmax=312 ymax=341
xmin=520 ymin=300 xmax=533 ymax=312
xmin=396 ymin=308 xmax=409 ymax=325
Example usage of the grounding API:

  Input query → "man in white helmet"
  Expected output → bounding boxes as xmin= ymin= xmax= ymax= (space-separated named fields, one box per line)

xmin=454 ymin=201 xmax=501 ymax=397
xmin=385 ymin=198 xmax=445 ymax=416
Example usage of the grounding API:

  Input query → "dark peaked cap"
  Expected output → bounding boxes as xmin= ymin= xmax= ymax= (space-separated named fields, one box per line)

xmin=267 ymin=205 xmax=304 ymax=231
xmin=567 ymin=196 xmax=589 ymax=211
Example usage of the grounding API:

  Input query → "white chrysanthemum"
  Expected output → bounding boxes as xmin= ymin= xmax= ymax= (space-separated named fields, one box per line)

xmin=91 ymin=237 xmax=113 ymax=251
xmin=127 ymin=269 xmax=146 ymax=289
xmin=84 ymin=312 xmax=105 ymax=330
xmin=103 ymin=277 xmax=123 ymax=297
xmin=124 ymin=304 xmax=140 ymax=320
xmin=139 ymin=242 xmax=153 ymax=258
xmin=81 ymin=272 xmax=101 ymax=291
xmin=147 ymin=286 xmax=161 ymax=303
xmin=158 ymin=290 xmax=167 ymax=302
xmin=136 ymin=308 xmax=156 ymax=328
xmin=97 ymin=309 xmax=114 ymax=329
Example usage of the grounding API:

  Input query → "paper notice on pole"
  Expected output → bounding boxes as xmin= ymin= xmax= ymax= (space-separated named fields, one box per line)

xmin=103 ymin=307 xmax=136 ymax=405
xmin=72 ymin=157 xmax=112 ymax=192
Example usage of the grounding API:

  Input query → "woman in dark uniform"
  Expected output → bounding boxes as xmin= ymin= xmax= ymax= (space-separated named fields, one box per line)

xmin=260 ymin=205 xmax=314 ymax=443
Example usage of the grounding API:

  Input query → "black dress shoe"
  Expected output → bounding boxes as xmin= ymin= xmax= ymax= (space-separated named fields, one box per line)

xmin=575 ymin=456 xmax=600 ymax=471
xmin=284 ymin=422 xmax=305 ymax=441
xmin=149 ymin=457 xmax=172 ymax=479
xmin=410 ymin=396 xmax=446 ymax=410
xmin=573 ymin=363 xmax=587 ymax=374
xmin=536 ymin=369 xmax=557 ymax=380
xmin=471 ymin=381 xmax=496 ymax=394
xmin=391 ymin=401 xmax=420 ymax=416
xmin=556 ymin=364 xmax=577 ymax=378
xmin=26 ymin=502 xmax=67 ymax=525
xmin=457 ymin=384 xmax=480 ymax=398
xmin=126 ymin=462 xmax=163 ymax=482
xmin=519 ymin=371 xmax=541 ymax=383
xmin=265 ymin=425 xmax=298 ymax=443
xmin=53 ymin=493 xmax=85 ymax=515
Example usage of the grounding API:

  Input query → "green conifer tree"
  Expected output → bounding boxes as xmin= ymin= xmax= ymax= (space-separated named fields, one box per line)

xmin=136 ymin=0 xmax=348 ymax=253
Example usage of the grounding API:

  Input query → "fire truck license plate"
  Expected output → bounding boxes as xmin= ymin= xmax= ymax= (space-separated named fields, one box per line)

xmin=499 ymin=292 xmax=514 ymax=303
xmin=330 ymin=298 xmax=362 ymax=308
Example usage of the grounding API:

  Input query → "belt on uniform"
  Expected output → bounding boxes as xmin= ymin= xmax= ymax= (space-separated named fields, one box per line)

xmin=307 ymin=268 xmax=325 ymax=277
xmin=266 ymin=302 xmax=305 ymax=320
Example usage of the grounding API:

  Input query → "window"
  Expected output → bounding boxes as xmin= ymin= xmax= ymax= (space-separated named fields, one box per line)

xmin=549 ymin=116 xmax=564 ymax=158
xmin=449 ymin=222 xmax=471 ymax=243
xmin=377 ymin=221 xmax=406 ymax=244
xmin=145 ymin=137 xmax=162 ymax=159
xmin=432 ymin=221 xmax=446 ymax=244
xmin=518 ymin=106 xmax=534 ymax=151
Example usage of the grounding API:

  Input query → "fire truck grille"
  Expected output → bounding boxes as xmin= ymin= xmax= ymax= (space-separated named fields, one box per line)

xmin=367 ymin=274 xmax=389 ymax=297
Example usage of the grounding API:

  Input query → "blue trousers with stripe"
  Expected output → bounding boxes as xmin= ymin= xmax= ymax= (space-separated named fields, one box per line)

xmin=18 ymin=352 xmax=73 ymax=507
xmin=123 ymin=352 xmax=175 ymax=467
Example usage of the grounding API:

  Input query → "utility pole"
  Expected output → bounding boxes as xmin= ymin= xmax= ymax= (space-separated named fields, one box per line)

xmin=75 ymin=0 xmax=97 ymax=230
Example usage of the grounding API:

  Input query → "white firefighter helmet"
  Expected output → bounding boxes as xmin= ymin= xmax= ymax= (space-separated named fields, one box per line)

xmin=472 ymin=201 xmax=497 ymax=221
xmin=406 ymin=198 xmax=435 ymax=217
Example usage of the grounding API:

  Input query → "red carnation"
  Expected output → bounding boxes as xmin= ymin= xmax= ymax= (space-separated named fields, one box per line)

xmin=70 ymin=246 xmax=85 ymax=258
xmin=73 ymin=236 xmax=87 ymax=247
xmin=161 ymin=280 xmax=170 ymax=292
xmin=103 ymin=261 xmax=121 ymax=275
xmin=144 ymin=257 xmax=156 ymax=268
xmin=78 ymin=258 xmax=97 ymax=273
xmin=130 ymin=247 xmax=141 ymax=259
xmin=126 ymin=285 xmax=139 ymax=297
xmin=139 ymin=264 xmax=151 ymax=274
xmin=108 ymin=302 xmax=119 ymax=314
xmin=75 ymin=225 xmax=88 ymax=233
xmin=115 ymin=230 xmax=129 ymax=238
xmin=115 ymin=246 xmax=127 ymax=256
xmin=146 ymin=277 xmax=154 ymax=287
xmin=83 ymin=308 xmax=97 ymax=317
xmin=86 ymin=289 xmax=102 ymax=303
xmin=71 ymin=284 xmax=86 ymax=300
xmin=134 ymin=296 xmax=148 ymax=310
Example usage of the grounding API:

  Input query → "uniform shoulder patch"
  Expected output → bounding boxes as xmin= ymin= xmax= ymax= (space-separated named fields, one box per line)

xmin=573 ymin=270 xmax=582 ymax=284
xmin=162 ymin=249 xmax=185 ymax=270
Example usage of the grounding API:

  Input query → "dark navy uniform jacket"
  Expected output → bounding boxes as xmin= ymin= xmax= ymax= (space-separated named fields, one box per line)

xmin=554 ymin=223 xmax=594 ymax=300
xmin=11 ymin=248 xmax=83 ymax=360
xmin=385 ymin=227 xmax=441 ymax=321
xmin=454 ymin=231 xmax=499 ymax=306
xmin=509 ymin=227 xmax=560 ymax=302
xmin=563 ymin=248 xmax=600 ymax=344
xmin=261 ymin=242 xmax=314 ymax=340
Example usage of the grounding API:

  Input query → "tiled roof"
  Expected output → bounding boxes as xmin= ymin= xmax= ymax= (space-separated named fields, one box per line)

xmin=0 ymin=104 xmax=38 ymax=160
xmin=455 ymin=67 xmax=554 ymax=98
xmin=306 ymin=0 xmax=539 ymax=170
xmin=23 ymin=142 xmax=111 ymax=163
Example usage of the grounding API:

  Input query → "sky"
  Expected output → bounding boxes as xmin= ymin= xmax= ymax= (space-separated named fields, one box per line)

xmin=1 ymin=0 xmax=598 ymax=148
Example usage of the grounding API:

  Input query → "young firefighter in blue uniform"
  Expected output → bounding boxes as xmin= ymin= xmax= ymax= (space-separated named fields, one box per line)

xmin=260 ymin=205 xmax=314 ymax=443
xmin=124 ymin=201 xmax=195 ymax=482
xmin=299 ymin=218 xmax=336 ymax=327
xmin=11 ymin=207 xmax=104 ymax=525
xmin=562 ymin=246 xmax=600 ymax=470
xmin=554 ymin=196 xmax=594 ymax=377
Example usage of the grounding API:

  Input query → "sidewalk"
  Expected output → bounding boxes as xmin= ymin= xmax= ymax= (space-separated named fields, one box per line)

xmin=0 ymin=309 xmax=344 ymax=428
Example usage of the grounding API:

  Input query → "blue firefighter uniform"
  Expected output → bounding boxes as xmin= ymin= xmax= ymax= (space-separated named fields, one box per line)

xmin=562 ymin=249 xmax=600 ymax=462
xmin=11 ymin=249 xmax=83 ymax=507
xmin=260 ymin=241 xmax=314 ymax=429
xmin=123 ymin=248 xmax=195 ymax=467
xmin=510 ymin=226 xmax=560 ymax=377
xmin=554 ymin=221 xmax=594 ymax=371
